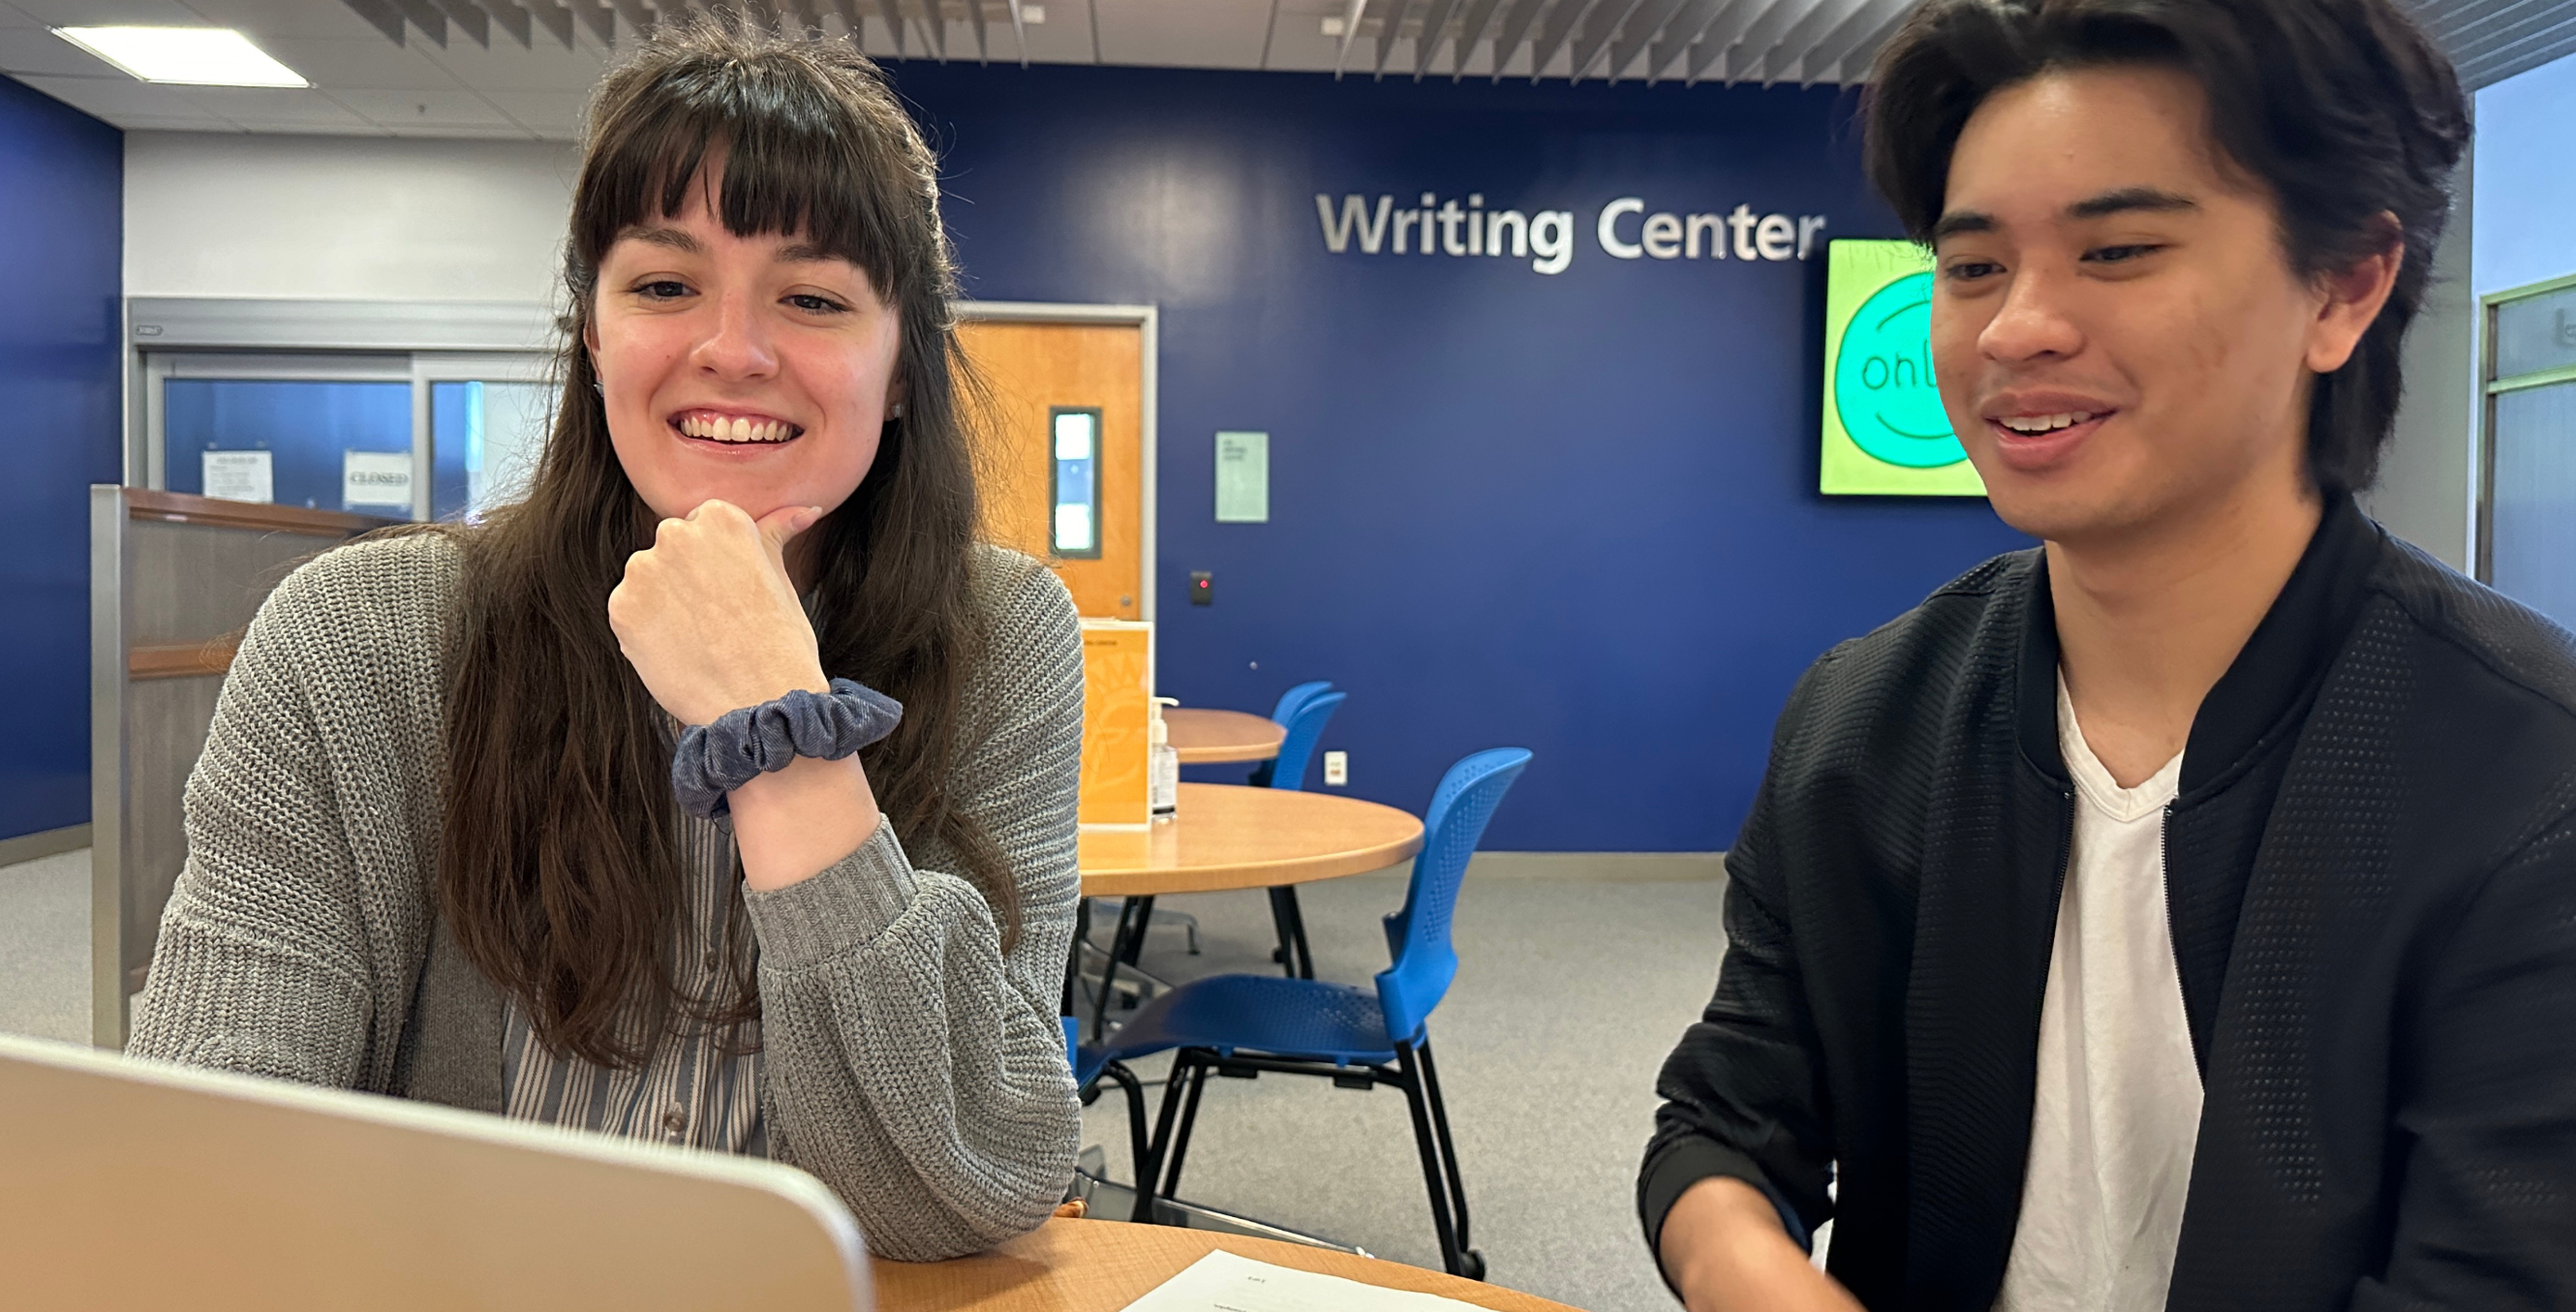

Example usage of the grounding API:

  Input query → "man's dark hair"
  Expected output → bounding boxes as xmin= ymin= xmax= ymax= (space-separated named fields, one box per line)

xmin=1863 ymin=0 xmax=2469 ymax=493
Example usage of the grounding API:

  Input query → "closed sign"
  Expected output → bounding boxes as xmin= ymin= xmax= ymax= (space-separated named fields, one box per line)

xmin=343 ymin=450 xmax=413 ymax=510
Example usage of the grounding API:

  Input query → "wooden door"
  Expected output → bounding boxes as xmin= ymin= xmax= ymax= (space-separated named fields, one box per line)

xmin=957 ymin=319 xmax=1145 ymax=620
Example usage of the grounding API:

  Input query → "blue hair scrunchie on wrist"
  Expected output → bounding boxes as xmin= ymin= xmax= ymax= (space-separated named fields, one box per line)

xmin=671 ymin=678 xmax=904 ymax=820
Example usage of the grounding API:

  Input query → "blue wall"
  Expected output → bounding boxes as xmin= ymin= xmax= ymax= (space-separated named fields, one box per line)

xmin=0 ymin=77 xmax=119 ymax=842
xmin=2472 ymin=50 xmax=2576 ymax=295
xmin=892 ymin=64 xmax=2025 ymax=850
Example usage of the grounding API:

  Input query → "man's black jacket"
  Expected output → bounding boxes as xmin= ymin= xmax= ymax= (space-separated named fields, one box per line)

xmin=1640 ymin=499 xmax=2576 ymax=1310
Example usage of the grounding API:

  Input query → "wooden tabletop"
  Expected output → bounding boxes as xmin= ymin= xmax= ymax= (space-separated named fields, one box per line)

xmin=1161 ymin=708 xmax=1286 ymax=765
xmin=871 ymin=1217 xmax=1582 ymax=1311
xmin=1078 ymin=783 xmax=1422 ymax=900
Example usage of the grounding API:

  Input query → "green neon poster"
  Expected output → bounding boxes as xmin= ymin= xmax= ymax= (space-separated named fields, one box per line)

xmin=1819 ymin=239 xmax=1987 ymax=497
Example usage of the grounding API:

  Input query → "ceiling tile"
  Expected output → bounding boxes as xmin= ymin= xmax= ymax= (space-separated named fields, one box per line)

xmin=329 ymin=83 xmax=514 ymax=127
xmin=0 ymin=24 xmax=127 ymax=76
xmin=0 ymin=1 xmax=46 ymax=29
xmin=11 ymin=70 xmax=230 ymax=121
xmin=1094 ymin=0 xmax=1270 ymax=68
xmin=479 ymin=86 xmax=583 ymax=137
xmin=1263 ymin=14 xmax=1359 ymax=73
xmin=223 ymin=117 xmax=384 ymax=133
xmin=176 ymin=0 xmax=408 ymax=41
xmin=995 ymin=5 xmax=1099 ymax=63
xmin=189 ymin=82 xmax=377 ymax=126
xmin=416 ymin=31 xmax=608 ymax=90
xmin=858 ymin=5 xmax=1095 ymax=65
xmin=11 ymin=0 xmax=206 ymax=25
xmin=380 ymin=119 xmax=531 ymax=137
xmin=249 ymin=36 xmax=463 ymax=88
xmin=922 ymin=12 xmax=1059 ymax=65
xmin=104 ymin=114 xmax=240 ymax=129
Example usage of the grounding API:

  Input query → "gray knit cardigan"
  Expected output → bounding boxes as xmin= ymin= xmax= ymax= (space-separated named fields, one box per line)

xmin=127 ymin=531 xmax=1084 ymax=1262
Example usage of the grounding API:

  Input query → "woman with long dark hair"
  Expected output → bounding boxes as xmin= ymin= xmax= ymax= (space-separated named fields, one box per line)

xmin=128 ymin=18 xmax=1082 ymax=1261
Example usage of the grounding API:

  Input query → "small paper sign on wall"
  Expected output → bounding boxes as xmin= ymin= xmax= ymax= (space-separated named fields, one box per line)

xmin=1214 ymin=431 xmax=1269 ymax=523
xmin=201 ymin=450 xmax=273 ymax=504
xmin=343 ymin=450 xmax=414 ymax=511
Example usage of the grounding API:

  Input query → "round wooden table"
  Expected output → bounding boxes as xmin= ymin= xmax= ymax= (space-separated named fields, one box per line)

xmin=1161 ymin=707 xmax=1286 ymax=765
xmin=1078 ymin=783 xmax=1422 ymax=900
xmin=1073 ymin=783 xmax=1422 ymax=1037
xmin=871 ymin=1217 xmax=1584 ymax=1311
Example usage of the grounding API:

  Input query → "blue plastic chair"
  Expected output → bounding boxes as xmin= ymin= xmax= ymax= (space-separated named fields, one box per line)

xmin=1075 ymin=748 xmax=1532 ymax=1278
xmin=1244 ymin=681 xmax=1334 ymax=789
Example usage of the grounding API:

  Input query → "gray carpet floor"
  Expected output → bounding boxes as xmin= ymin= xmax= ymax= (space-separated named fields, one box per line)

xmin=0 ymin=849 xmax=88 ymax=1046
xmin=0 ymin=849 xmax=1727 ymax=1312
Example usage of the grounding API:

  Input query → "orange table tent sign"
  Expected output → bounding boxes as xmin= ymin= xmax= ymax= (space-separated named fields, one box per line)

xmin=1078 ymin=619 xmax=1152 ymax=830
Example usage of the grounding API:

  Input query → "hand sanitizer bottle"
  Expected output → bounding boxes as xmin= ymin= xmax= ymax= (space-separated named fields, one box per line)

xmin=1150 ymin=697 xmax=1180 ymax=822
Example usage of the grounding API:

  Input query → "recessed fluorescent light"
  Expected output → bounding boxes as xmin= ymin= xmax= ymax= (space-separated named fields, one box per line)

xmin=53 ymin=27 xmax=309 ymax=88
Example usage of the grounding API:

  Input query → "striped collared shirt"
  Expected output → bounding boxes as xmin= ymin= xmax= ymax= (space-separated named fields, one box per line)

xmin=501 ymin=809 xmax=767 ymax=1154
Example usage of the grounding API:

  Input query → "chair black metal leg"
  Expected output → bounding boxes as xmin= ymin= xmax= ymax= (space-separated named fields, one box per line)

xmin=1089 ymin=897 xmax=1145 ymax=1043
xmin=1267 ymin=885 xmax=1315 ymax=979
xmin=1157 ymin=1057 xmax=1213 ymax=1203
xmin=1136 ymin=1053 xmax=1197 ymax=1224
xmin=1289 ymin=887 xmax=1314 ymax=979
xmin=1266 ymin=886 xmax=1296 ymax=974
xmin=1122 ymin=896 xmax=1157 ymax=965
xmin=1395 ymin=1040 xmax=1472 ymax=1278
xmin=1099 ymin=1058 xmax=1153 ymax=1197
xmin=1416 ymin=1035 xmax=1478 ymax=1266
xmin=1063 ymin=899 xmax=1092 ymax=1017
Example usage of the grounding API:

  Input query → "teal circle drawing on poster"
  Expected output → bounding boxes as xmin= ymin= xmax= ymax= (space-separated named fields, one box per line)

xmin=1833 ymin=271 xmax=1965 ymax=469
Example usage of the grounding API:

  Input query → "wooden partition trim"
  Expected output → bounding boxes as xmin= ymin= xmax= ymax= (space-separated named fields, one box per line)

xmin=123 ymin=488 xmax=393 ymax=537
xmin=128 ymin=643 xmax=239 ymax=681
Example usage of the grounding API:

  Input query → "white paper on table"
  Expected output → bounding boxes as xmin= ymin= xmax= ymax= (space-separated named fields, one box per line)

xmin=1119 ymin=1249 xmax=1489 ymax=1312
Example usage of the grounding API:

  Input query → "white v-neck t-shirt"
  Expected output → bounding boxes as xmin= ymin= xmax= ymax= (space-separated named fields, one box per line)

xmin=1993 ymin=675 xmax=2202 ymax=1312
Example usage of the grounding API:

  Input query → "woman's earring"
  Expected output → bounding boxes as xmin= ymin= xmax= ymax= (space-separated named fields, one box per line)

xmin=592 ymin=380 xmax=603 ymax=396
xmin=888 ymin=401 xmax=905 ymax=419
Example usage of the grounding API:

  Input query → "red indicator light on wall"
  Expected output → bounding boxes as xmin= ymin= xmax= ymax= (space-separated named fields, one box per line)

xmin=1188 ymin=571 xmax=1212 ymax=605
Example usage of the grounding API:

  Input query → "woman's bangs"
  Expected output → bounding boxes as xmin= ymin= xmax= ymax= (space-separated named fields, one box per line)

xmin=587 ymin=70 xmax=902 ymax=295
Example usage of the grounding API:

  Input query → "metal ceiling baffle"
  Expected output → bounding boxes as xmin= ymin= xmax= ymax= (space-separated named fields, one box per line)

xmin=319 ymin=0 xmax=2576 ymax=87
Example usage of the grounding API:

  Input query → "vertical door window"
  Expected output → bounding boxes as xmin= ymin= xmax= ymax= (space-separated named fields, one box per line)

xmin=163 ymin=378 xmax=415 ymax=516
xmin=1050 ymin=407 xmax=1103 ymax=559
xmin=2484 ymin=277 xmax=2576 ymax=630
xmin=430 ymin=380 xmax=554 ymax=521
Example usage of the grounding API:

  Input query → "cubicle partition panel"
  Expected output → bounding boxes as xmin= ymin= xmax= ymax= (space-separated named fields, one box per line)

xmin=89 ymin=487 xmax=392 ymax=1049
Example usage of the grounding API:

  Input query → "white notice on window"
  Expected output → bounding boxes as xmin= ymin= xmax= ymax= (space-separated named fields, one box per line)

xmin=1215 ymin=430 xmax=1269 ymax=523
xmin=201 ymin=450 xmax=272 ymax=504
xmin=1119 ymin=1250 xmax=1484 ymax=1312
xmin=343 ymin=450 xmax=414 ymax=510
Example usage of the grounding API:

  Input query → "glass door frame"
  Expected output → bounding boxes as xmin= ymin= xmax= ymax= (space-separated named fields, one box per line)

xmin=414 ymin=352 xmax=559 ymax=521
xmin=141 ymin=351 xmax=555 ymax=521
xmin=140 ymin=351 xmax=415 ymax=513
xmin=2476 ymin=268 xmax=2576 ymax=584
xmin=127 ymin=296 xmax=559 ymax=521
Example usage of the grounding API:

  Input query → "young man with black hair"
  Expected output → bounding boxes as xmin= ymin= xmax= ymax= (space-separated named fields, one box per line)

xmin=1639 ymin=2 xmax=2576 ymax=1309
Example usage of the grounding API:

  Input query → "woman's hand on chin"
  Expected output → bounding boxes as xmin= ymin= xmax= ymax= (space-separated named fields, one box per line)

xmin=608 ymin=498 xmax=829 ymax=727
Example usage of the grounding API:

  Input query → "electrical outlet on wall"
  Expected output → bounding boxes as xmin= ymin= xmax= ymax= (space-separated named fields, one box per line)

xmin=1323 ymin=750 xmax=1348 ymax=786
